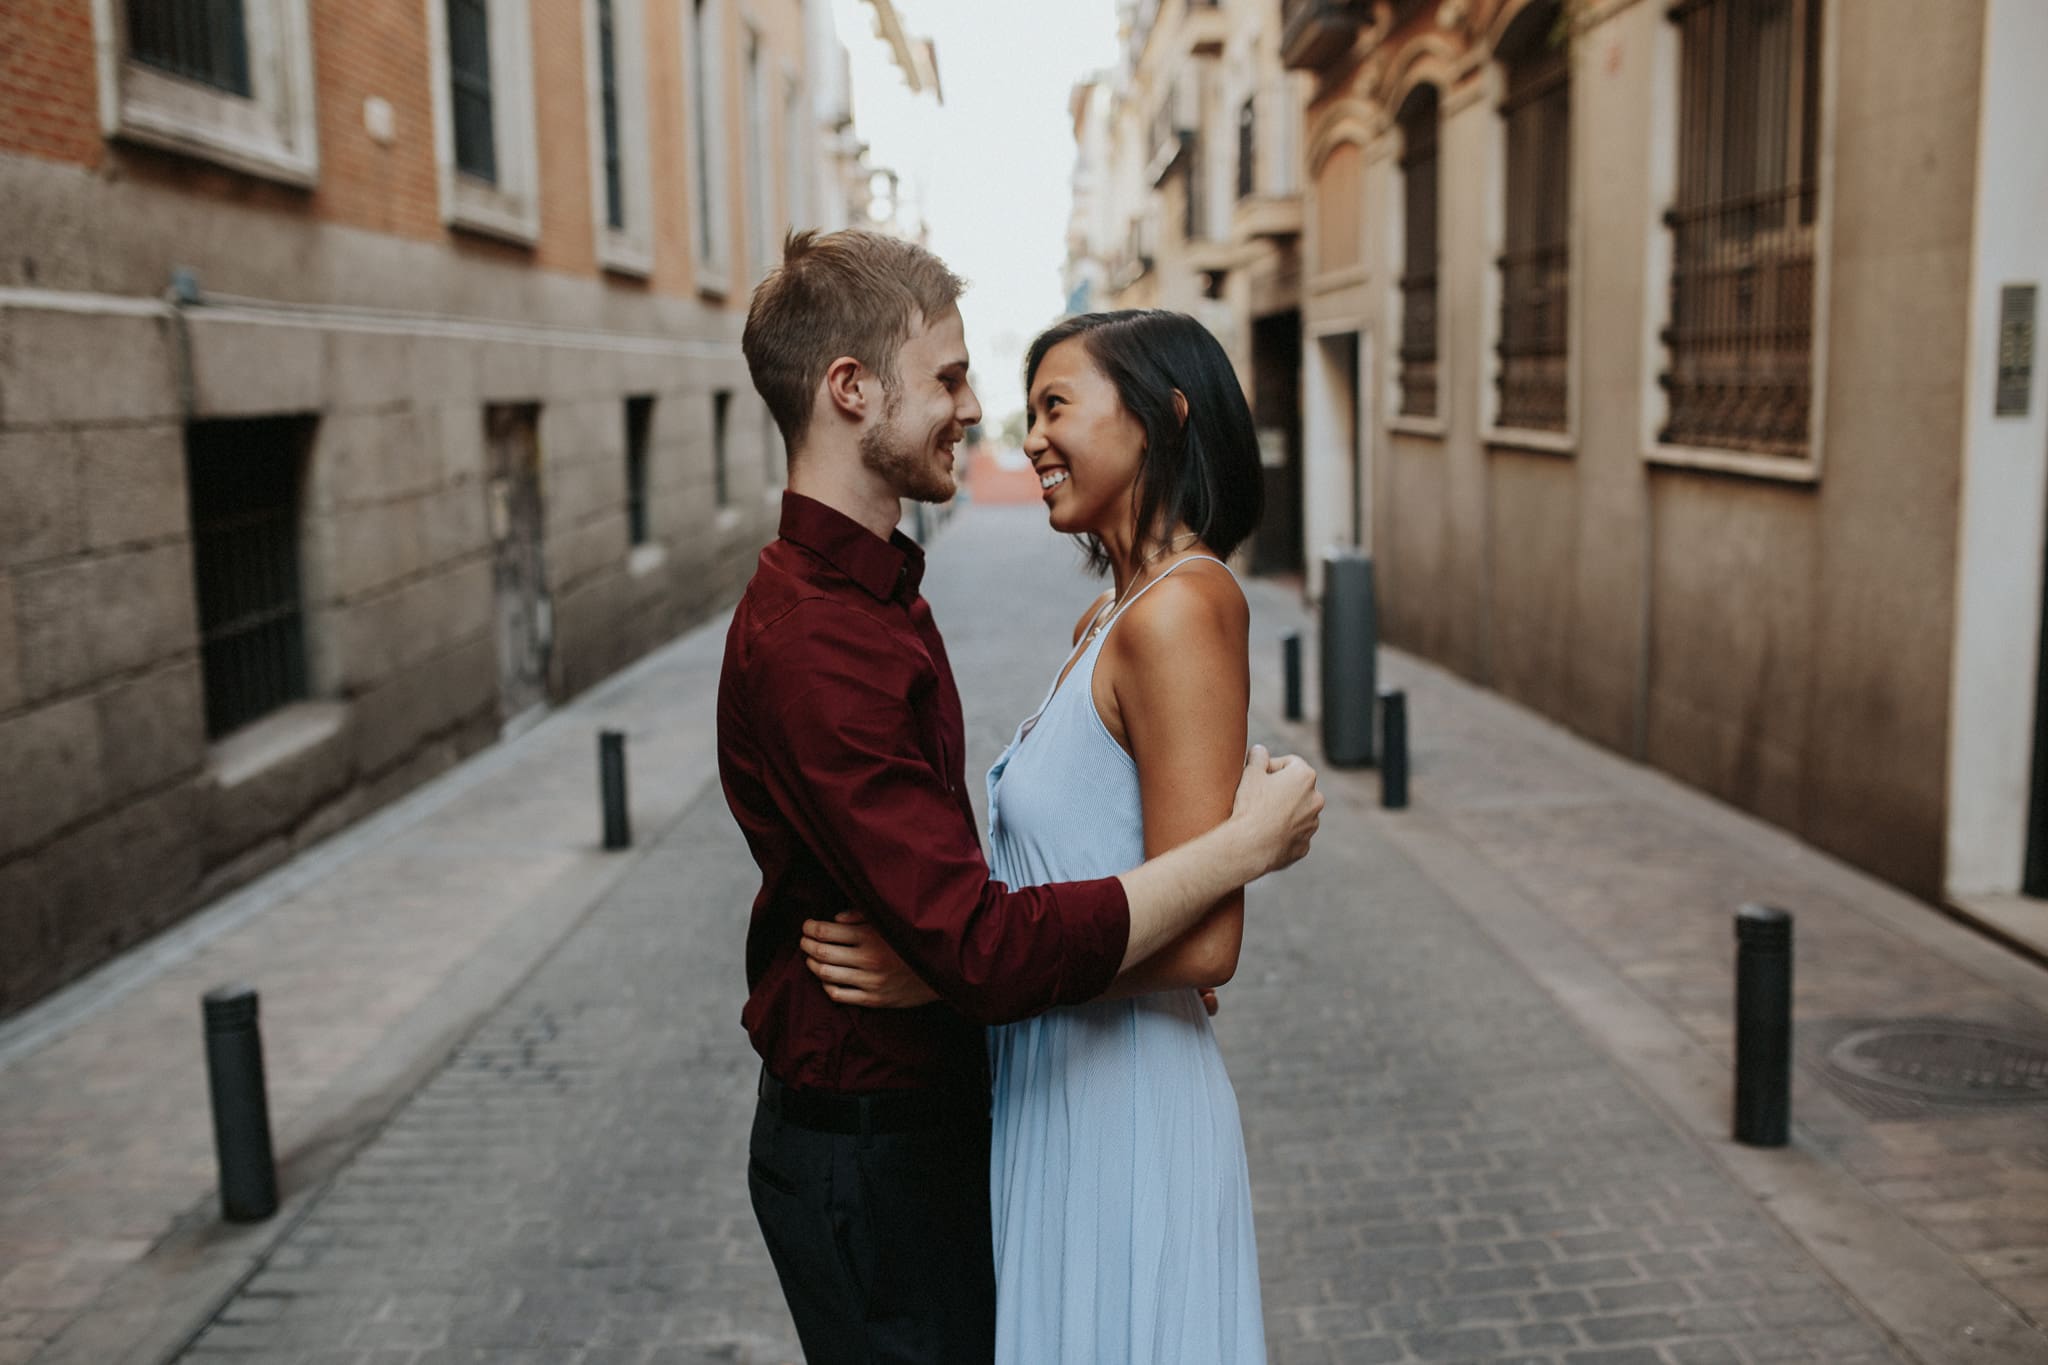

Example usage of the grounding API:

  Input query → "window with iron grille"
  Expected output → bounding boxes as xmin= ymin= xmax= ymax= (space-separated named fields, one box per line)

xmin=625 ymin=396 xmax=653 ymax=545
xmin=1497 ymin=0 xmax=1570 ymax=433
xmin=713 ymin=390 xmax=732 ymax=507
xmin=184 ymin=417 xmax=313 ymax=740
xmin=446 ymin=0 xmax=496 ymax=182
xmin=1661 ymin=0 xmax=1822 ymax=458
xmin=1398 ymin=85 xmax=1440 ymax=419
xmin=126 ymin=0 xmax=251 ymax=96
xmin=1237 ymin=96 xmax=1257 ymax=201
xmin=597 ymin=0 xmax=625 ymax=230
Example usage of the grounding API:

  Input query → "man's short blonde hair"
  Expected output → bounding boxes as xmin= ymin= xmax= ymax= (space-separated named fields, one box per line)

xmin=741 ymin=229 xmax=967 ymax=454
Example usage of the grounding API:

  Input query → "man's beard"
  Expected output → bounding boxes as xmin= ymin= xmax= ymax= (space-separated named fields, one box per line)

xmin=859 ymin=388 xmax=956 ymax=504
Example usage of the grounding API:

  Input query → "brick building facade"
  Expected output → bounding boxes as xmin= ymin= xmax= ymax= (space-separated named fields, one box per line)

xmin=0 ymin=0 xmax=916 ymax=1015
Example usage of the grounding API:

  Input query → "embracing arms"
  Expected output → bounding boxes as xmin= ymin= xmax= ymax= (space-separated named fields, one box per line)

xmin=803 ymin=565 xmax=1294 ymax=1009
xmin=754 ymin=594 xmax=1317 ymax=1024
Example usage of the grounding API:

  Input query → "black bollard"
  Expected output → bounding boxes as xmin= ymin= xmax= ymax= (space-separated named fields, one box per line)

xmin=1320 ymin=550 xmax=1378 ymax=767
xmin=600 ymin=730 xmax=631 ymax=850
xmin=1282 ymin=632 xmax=1303 ymax=722
xmin=1379 ymin=689 xmax=1408 ymax=809
xmin=1733 ymin=905 xmax=1794 ymax=1147
xmin=202 ymin=986 xmax=278 ymax=1223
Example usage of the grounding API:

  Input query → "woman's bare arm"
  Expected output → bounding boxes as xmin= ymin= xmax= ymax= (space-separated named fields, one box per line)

xmin=1094 ymin=559 xmax=1249 ymax=996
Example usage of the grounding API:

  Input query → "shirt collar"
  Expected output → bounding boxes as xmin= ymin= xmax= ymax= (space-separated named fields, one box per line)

xmin=778 ymin=490 xmax=926 ymax=604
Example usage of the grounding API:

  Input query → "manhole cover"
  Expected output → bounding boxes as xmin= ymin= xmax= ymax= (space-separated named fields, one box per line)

xmin=1825 ymin=1021 xmax=2048 ymax=1104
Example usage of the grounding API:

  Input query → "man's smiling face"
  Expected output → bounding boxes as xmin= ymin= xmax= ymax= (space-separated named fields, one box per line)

xmin=860 ymin=303 xmax=982 ymax=504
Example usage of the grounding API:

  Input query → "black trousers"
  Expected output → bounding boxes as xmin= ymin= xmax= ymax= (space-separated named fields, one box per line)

xmin=748 ymin=1095 xmax=996 ymax=1365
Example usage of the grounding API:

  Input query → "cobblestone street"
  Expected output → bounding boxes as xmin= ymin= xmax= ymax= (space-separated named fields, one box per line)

xmin=163 ymin=507 xmax=1941 ymax=1365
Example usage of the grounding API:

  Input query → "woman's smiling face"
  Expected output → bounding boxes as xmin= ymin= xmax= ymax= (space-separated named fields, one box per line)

xmin=1023 ymin=337 xmax=1148 ymax=541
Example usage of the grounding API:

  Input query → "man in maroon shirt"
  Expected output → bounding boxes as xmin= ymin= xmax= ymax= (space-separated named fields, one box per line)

xmin=720 ymin=229 xmax=1322 ymax=1365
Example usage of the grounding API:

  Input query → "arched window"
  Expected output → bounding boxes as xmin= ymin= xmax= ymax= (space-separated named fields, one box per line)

xmin=1397 ymin=84 xmax=1440 ymax=419
xmin=1662 ymin=0 xmax=1824 ymax=456
xmin=1496 ymin=1 xmax=1570 ymax=432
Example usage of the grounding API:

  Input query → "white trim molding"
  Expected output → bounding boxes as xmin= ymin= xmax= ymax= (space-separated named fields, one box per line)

xmin=91 ymin=0 xmax=320 ymax=186
xmin=1483 ymin=426 xmax=1576 ymax=457
xmin=743 ymin=24 xmax=776 ymax=280
xmin=425 ymin=0 xmax=541 ymax=244
xmin=684 ymin=0 xmax=734 ymax=297
xmin=585 ymin=0 xmax=656 ymax=277
xmin=1945 ymin=0 xmax=2048 ymax=899
xmin=1389 ymin=414 xmax=1449 ymax=441
xmin=1644 ymin=443 xmax=1821 ymax=484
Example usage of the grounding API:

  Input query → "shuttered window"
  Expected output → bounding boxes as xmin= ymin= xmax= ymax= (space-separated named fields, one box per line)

xmin=126 ymin=0 xmax=251 ymax=96
xmin=626 ymin=396 xmax=653 ymax=545
xmin=713 ymin=390 xmax=732 ymax=508
xmin=597 ymin=0 xmax=625 ymax=230
xmin=447 ymin=0 xmax=497 ymax=183
xmin=1398 ymin=85 xmax=1440 ymax=419
xmin=1237 ymin=96 xmax=1256 ymax=201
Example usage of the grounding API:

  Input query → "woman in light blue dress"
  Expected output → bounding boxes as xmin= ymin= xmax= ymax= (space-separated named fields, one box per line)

xmin=804 ymin=310 xmax=1269 ymax=1364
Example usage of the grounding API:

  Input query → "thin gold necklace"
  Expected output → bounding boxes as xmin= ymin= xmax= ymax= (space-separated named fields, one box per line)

xmin=1084 ymin=534 xmax=1203 ymax=644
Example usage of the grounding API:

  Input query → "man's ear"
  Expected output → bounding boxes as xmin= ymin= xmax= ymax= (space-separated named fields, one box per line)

xmin=824 ymin=355 xmax=867 ymax=422
xmin=1171 ymin=389 xmax=1189 ymax=427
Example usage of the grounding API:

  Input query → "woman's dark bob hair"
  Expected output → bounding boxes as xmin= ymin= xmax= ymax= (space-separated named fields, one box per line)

xmin=1024 ymin=309 xmax=1263 ymax=575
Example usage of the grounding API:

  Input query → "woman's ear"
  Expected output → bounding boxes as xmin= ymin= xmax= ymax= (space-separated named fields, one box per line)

xmin=1171 ymin=389 xmax=1189 ymax=427
xmin=825 ymin=355 xmax=867 ymax=420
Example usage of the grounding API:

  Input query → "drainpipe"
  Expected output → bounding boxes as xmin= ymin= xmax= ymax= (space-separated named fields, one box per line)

xmin=165 ymin=265 xmax=202 ymax=421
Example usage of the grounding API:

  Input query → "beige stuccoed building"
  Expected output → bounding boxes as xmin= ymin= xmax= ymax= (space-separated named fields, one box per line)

xmin=0 ymin=0 xmax=932 ymax=1017
xmin=1074 ymin=0 xmax=1314 ymax=573
xmin=1073 ymin=0 xmax=2048 ymax=935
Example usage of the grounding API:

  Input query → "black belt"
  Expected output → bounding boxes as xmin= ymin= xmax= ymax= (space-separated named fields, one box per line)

xmin=757 ymin=1069 xmax=986 ymax=1136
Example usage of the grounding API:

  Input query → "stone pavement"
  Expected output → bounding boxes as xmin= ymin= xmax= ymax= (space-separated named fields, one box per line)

xmin=1233 ymin=573 xmax=2048 ymax=1359
xmin=4 ymin=503 xmax=2046 ymax=1364
xmin=0 ymin=601 xmax=737 ymax=1364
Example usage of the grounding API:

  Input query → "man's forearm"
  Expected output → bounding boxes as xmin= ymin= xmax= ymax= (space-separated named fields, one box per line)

xmin=1114 ymin=820 xmax=1264 ymax=971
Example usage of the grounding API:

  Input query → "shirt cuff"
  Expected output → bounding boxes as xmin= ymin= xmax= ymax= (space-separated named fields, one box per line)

xmin=1058 ymin=875 xmax=1131 ymax=1003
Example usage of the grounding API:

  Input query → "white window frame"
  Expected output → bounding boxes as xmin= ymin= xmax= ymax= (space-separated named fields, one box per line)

xmin=90 ymin=0 xmax=320 ymax=185
xmin=425 ymin=0 xmax=541 ymax=244
xmin=584 ymin=0 xmax=655 ymax=276
xmin=684 ymin=0 xmax=734 ymax=297
xmin=744 ymin=27 xmax=775 ymax=279
xmin=783 ymin=65 xmax=808 ymax=233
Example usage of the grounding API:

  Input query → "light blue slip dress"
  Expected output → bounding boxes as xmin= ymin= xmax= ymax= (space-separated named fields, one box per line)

xmin=986 ymin=556 xmax=1267 ymax=1365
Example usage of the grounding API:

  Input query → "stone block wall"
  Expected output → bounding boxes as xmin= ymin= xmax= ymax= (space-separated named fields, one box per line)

xmin=0 ymin=294 xmax=779 ymax=1016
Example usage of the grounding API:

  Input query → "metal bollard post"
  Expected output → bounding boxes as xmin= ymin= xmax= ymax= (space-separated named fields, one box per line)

xmin=1379 ymin=689 xmax=1409 ymax=810
xmin=1733 ymin=904 xmax=1794 ymax=1147
xmin=1319 ymin=550 xmax=1378 ymax=767
xmin=1282 ymin=632 xmax=1303 ymax=722
xmin=600 ymin=730 xmax=631 ymax=850
xmin=202 ymin=986 xmax=278 ymax=1223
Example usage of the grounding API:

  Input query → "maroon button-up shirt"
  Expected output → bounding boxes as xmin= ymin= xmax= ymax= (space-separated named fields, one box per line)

xmin=718 ymin=492 xmax=1132 ymax=1095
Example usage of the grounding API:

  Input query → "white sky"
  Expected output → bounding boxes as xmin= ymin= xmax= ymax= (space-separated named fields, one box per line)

xmin=830 ymin=0 xmax=1121 ymax=429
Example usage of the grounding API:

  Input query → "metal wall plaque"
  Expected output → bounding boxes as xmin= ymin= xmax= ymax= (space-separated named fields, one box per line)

xmin=1998 ymin=283 xmax=2036 ymax=417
